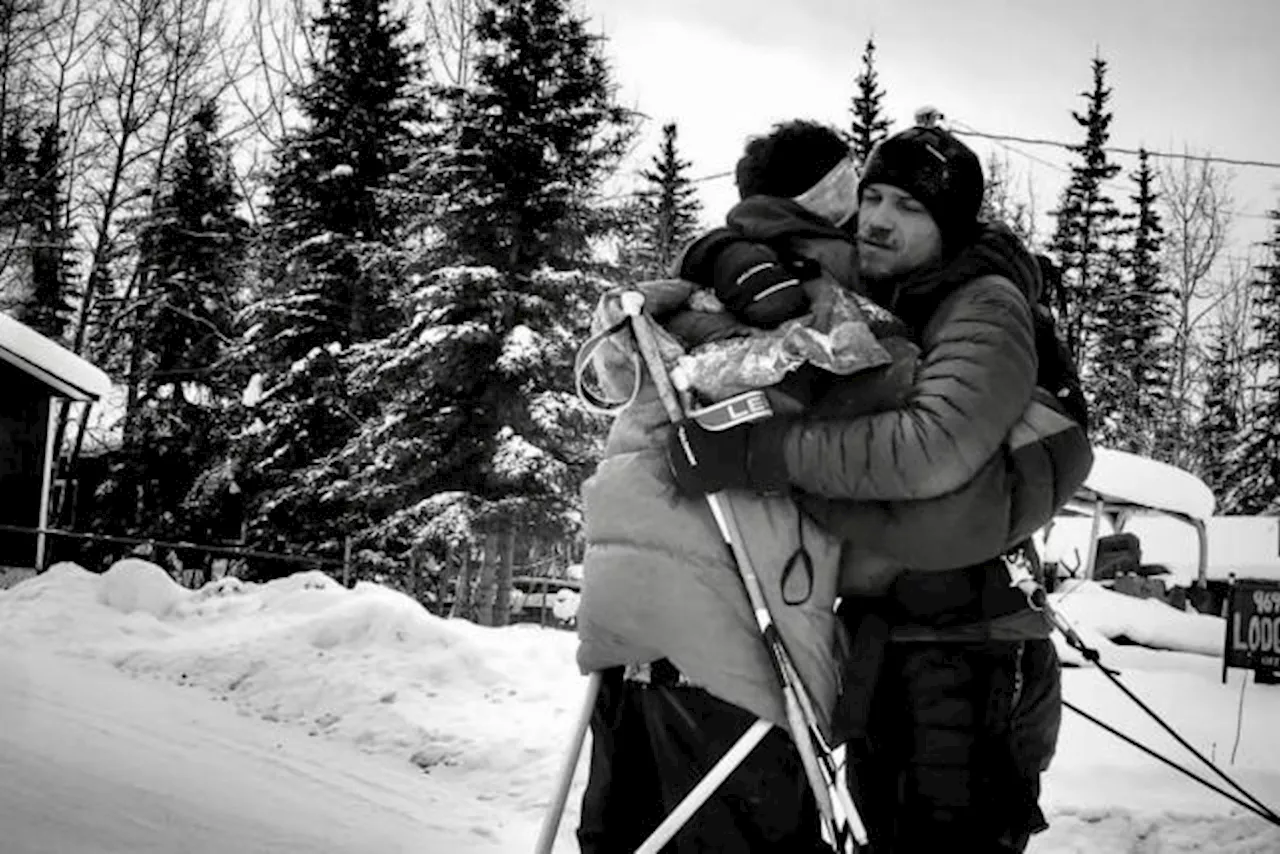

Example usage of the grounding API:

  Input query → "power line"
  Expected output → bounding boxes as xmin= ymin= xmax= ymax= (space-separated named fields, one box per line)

xmin=691 ymin=168 xmax=733 ymax=185
xmin=949 ymin=127 xmax=1280 ymax=171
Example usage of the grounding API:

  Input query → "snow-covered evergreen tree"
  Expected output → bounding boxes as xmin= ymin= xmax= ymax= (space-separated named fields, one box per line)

xmin=1048 ymin=56 xmax=1127 ymax=368
xmin=847 ymin=38 xmax=890 ymax=166
xmin=1086 ymin=245 xmax=1134 ymax=447
xmin=321 ymin=266 xmax=606 ymax=571
xmin=623 ymin=121 xmax=702 ymax=280
xmin=1091 ymin=148 xmax=1171 ymax=456
xmin=96 ymin=100 xmax=247 ymax=542
xmin=233 ymin=0 xmax=427 ymax=557
xmin=1125 ymin=148 xmax=1174 ymax=458
xmin=428 ymin=0 xmax=634 ymax=273
xmin=350 ymin=0 xmax=635 ymax=620
xmin=1222 ymin=208 xmax=1280 ymax=514
xmin=20 ymin=124 xmax=75 ymax=341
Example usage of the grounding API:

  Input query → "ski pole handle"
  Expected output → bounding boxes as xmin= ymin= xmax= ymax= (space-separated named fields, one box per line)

xmin=620 ymin=291 xmax=687 ymax=424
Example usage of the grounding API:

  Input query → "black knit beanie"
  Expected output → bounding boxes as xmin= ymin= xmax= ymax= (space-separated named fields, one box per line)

xmin=858 ymin=124 xmax=984 ymax=252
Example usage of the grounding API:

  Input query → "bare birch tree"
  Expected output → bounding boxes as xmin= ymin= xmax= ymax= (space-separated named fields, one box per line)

xmin=420 ymin=0 xmax=486 ymax=88
xmin=1157 ymin=151 xmax=1236 ymax=460
xmin=46 ymin=0 xmax=228 ymax=470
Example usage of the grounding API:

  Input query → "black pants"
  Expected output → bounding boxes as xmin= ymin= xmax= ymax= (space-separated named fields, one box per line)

xmin=577 ymin=665 xmax=832 ymax=853
xmin=847 ymin=639 xmax=1061 ymax=854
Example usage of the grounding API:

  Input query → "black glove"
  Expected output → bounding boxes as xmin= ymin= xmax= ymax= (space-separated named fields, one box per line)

xmin=709 ymin=240 xmax=810 ymax=328
xmin=679 ymin=230 xmax=811 ymax=329
xmin=664 ymin=416 xmax=793 ymax=497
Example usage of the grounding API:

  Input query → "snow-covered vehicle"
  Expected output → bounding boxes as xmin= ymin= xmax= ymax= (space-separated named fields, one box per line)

xmin=1038 ymin=446 xmax=1219 ymax=611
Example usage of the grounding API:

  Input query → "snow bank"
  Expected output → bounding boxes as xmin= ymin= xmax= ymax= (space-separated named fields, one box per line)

xmin=0 ymin=560 xmax=577 ymax=812
xmin=8 ymin=563 xmax=1279 ymax=853
xmin=99 ymin=558 xmax=190 ymax=616
xmin=1051 ymin=581 xmax=1224 ymax=658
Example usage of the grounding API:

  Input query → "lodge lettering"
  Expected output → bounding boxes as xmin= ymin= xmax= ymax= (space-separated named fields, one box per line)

xmin=1232 ymin=613 xmax=1280 ymax=653
xmin=1223 ymin=580 xmax=1280 ymax=678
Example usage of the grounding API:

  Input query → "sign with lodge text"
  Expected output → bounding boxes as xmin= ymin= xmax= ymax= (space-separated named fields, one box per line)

xmin=1223 ymin=579 xmax=1280 ymax=680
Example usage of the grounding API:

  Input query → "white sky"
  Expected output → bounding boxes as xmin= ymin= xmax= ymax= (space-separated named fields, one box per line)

xmin=580 ymin=0 xmax=1280 ymax=256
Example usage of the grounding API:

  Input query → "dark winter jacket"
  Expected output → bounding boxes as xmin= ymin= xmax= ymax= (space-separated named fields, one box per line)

xmin=679 ymin=198 xmax=1093 ymax=601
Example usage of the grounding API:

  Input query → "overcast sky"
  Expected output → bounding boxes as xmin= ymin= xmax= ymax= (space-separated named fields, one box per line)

xmin=580 ymin=0 xmax=1279 ymax=257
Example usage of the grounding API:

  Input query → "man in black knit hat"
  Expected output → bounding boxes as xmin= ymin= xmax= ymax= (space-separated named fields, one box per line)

xmin=667 ymin=116 xmax=1069 ymax=853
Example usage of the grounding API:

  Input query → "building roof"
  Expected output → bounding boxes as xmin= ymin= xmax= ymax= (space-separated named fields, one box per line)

xmin=0 ymin=312 xmax=111 ymax=401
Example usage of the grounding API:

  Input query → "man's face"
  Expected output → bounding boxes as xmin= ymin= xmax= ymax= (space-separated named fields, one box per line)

xmin=856 ymin=183 xmax=943 ymax=283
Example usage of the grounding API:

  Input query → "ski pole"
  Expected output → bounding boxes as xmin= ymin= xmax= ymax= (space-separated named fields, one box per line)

xmin=634 ymin=720 xmax=774 ymax=854
xmin=620 ymin=292 xmax=864 ymax=850
xmin=533 ymin=670 xmax=601 ymax=854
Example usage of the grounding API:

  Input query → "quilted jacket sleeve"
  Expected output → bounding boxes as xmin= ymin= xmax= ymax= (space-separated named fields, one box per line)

xmin=771 ymin=274 xmax=1037 ymax=501
xmin=798 ymin=388 xmax=1093 ymax=572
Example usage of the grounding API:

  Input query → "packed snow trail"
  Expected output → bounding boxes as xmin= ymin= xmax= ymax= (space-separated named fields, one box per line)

xmin=0 ymin=647 xmax=503 ymax=854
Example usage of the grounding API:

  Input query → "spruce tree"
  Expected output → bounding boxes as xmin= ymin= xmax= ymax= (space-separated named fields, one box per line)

xmin=20 ymin=124 xmax=75 ymax=340
xmin=1195 ymin=327 xmax=1242 ymax=502
xmin=1048 ymin=56 xmax=1127 ymax=368
xmin=1087 ymin=147 xmax=1172 ymax=455
xmin=1126 ymin=148 xmax=1173 ymax=458
xmin=341 ymin=0 xmax=635 ymax=621
xmin=137 ymin=102 xmax=245 ymax=402
xmin=1222 ymin=208 xmax=1280 ymax=514
xmin=235 ymin=0 xmax=427 ymax=557
xmin=847 ymin=38 xmax=890 ymax=165
xmin=429 ymin=0 xmax=634 ymax=274
xmin=626 ymin=121 xmax=702 ymax=279
xmin=98 ymin=100 xmax=247 ymax=543
xmin=1085 ymin=245 xmax=1134 ymax=448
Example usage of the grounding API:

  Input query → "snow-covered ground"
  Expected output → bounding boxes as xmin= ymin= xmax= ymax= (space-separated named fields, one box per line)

xmin=2 ymin=559 xmax=1279 ymax=852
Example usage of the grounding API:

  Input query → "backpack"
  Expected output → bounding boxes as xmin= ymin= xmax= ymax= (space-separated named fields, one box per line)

xmin=1031 ymin=306 xmax=1089 ymax=435
xmin=1031 ymin=253 xmax=1089 ymax=433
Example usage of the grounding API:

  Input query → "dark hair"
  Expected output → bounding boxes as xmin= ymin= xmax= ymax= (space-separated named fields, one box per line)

xmin=734 ymin=119 xmax=849 ymax=200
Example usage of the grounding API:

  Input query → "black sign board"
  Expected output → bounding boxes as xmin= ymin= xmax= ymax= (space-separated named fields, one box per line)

xmin=1222 ymin=579 xmax=1280 ymax=682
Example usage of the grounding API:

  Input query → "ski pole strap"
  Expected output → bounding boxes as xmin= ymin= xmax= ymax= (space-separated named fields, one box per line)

xmin=574 ymin=315 xmax=640 ymax=416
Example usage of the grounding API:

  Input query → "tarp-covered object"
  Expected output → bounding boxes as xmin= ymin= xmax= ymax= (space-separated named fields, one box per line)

xmin=576 ymin=279 xmax=898 ymax=735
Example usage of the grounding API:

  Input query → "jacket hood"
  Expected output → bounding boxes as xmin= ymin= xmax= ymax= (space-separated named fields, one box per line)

xmin=724 ymin=195 xmax=852 ymax=243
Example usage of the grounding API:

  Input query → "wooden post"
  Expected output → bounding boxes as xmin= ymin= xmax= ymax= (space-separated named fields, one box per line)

xmin=540 ymin=576 xmax=549 ymax=628
xmin=450 ymin=549 xmax=472 ymax=619
xmin=36 ymin=395 xmax=59 ymax=570
xmin=342 ymin=536 xmax=352 ymax=587
xmin=475 ymin=530 xmax=499 ymax=625
xmin=495 ymin=524 xmax=517 ymax=627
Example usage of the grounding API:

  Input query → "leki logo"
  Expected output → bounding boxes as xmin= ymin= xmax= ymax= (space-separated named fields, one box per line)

xmin=693 ymin=391 xmax=773 ymax=430
xmin=718 ymin=393 xmax=770 ymax=426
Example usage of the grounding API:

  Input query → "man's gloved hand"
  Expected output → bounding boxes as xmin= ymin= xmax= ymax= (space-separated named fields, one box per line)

xmin=664 ymin=416 xmax=793 ymax=497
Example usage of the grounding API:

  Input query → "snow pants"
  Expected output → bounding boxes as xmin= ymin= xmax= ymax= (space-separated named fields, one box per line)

xmin=846 ymin=637 xmax=1061 ymax=854
xmin=576 ymin=662 xmax=833 ymax=853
